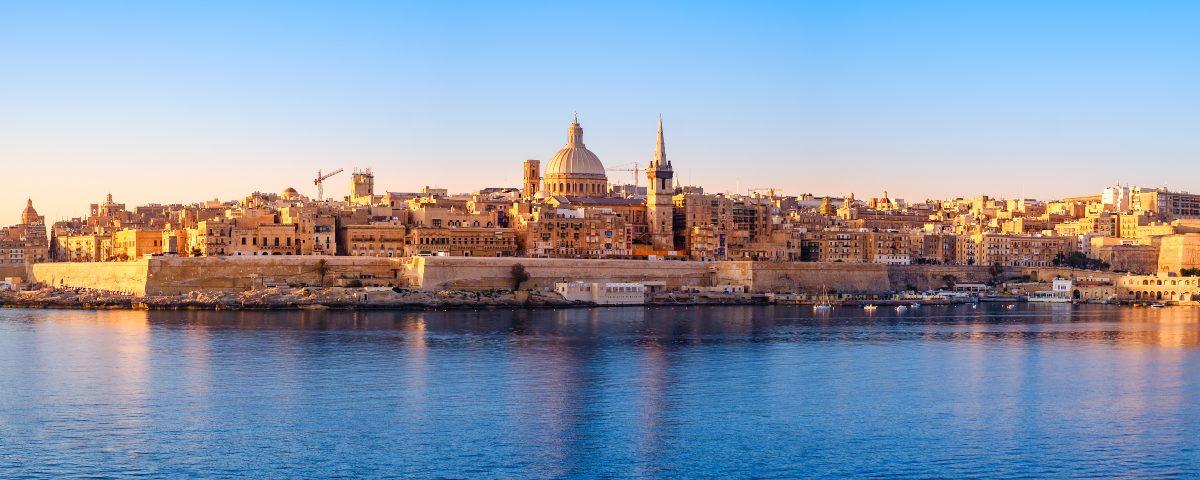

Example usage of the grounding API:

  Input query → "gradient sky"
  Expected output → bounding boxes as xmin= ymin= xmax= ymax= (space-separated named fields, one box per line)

xmin=3 ymin=0 xmax=1200 ymax=225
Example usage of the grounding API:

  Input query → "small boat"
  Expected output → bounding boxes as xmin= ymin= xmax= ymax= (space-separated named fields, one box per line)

xmin=1005 ymin=304 xmax=1015 ymax=310
xmin=895 ymin=305 xmax=908 ymax=312
xmin=814 ymin=303 xmax=833 ymax=311
xmin=910 ymin=303 xmax=921 ymax=308
xmin=863 ymin=304 xmax=878 ymax=312
xmin=1150 ymin=303 xmax=1166 ymax=308
xmin=970 ymin=304 xmax=977 ymax=309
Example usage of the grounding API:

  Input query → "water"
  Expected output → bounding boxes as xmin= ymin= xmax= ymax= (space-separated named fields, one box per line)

xmin=1 ymin=304 xmax=1199 ymax=478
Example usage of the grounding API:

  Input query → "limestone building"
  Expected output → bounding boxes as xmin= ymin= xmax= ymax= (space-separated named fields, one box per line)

xmin=0 ymin=200 xmax=49 ymax=264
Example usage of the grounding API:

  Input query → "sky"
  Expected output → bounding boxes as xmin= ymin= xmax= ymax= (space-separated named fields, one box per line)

xmin=2 ymin=0 xmax=1200 ymax=225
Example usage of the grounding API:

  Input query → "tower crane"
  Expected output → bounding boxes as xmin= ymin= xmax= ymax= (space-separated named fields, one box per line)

xmin=746 ymin=187 xmax=778 ymax=198
xmin=313 ymin=168 xmax=344 ymax=201
xmin=607 ymin=161 xmax=641 ymax=196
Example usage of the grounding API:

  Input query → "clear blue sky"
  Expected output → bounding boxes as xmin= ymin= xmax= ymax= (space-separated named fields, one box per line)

xmin=3 ymin=0 xmax=1199 ymax=225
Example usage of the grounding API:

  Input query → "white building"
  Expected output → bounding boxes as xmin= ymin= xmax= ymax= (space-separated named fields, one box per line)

xmin=1102 ymin=184 xmax=1132 ymax=212
xmin=555 ymin=282 xmax=646 ymax=305
xmin=1030 ymin=278 xmax=1073 ymax=302
xmin=873 ymin=253 xmax=912 ymax=265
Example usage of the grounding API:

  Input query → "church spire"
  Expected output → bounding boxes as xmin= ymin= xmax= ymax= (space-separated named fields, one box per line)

xmin=657 ymin=114 xmax=667 ymax=166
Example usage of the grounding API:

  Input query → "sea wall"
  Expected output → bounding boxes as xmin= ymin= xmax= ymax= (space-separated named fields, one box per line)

xmin=715 ymin=262 xmax=998 ymax=293
xmin=1018 ymin=266 xmax=1125 ymax=285
xmin=30 ymin=256 xmax=418 ymax=295
xmin=27 ymin=256 xmax=1051 ymax=295
xmin=0 ymin=264 xmax=28 ymax=281
xmin=29 ymin=260 xmax=151 ymax=295
xmin=414 ymin=256 xmax=715 ymax=290
xmin=145 ymin=256 xmax=418 ymax=294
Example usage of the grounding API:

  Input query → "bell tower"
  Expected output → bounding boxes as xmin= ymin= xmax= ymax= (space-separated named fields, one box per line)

xmin=646 ymin=115 xmax=675 ymax=251
xmin=523 ymin=159 xmax=541 ymax=198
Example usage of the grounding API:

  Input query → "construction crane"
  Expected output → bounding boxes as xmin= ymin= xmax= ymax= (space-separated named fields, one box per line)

xmin=607 ymin=161 xmax=641 ymax=196
xmin=746 ymin=187 xmax=778 ymax=199
xmin=313 ymin=168 xmax=344 ymax=201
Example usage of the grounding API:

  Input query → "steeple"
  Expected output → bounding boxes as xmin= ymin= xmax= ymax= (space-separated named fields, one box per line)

xmin=645 ymin=115 xmax=676 ymax=251
xmin=653 ymin=114 xmax=667 ymax=168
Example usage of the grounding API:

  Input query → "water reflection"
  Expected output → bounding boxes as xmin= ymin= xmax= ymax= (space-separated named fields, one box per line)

xmin=0 ymin=304 xmax=1198 ymax=478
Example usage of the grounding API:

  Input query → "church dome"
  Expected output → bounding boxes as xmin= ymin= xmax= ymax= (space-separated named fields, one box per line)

xmin=544 ymin=115 xmax=606 ymax=179
xmin=20 ymin=199 xmax=38 ymax=224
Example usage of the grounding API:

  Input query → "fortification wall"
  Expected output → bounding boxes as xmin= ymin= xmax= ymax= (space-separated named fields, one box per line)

xmin=1157 ymin=234 xmax=1200 ymax=274
xmin=0 ymin=264 xmax=28 ymax=282
xmin=145 ymin=256 xmax=416 ymax=294
xmin=715 ymin=262 xmax=887 ymax=292
xmin=30 ymin=260 xmax=151 ymax=295
xmin=714 ymin=262 xmax=997 ymax=293
xmin=888 ymin=265 xmax=998 ymax=290
xmin=1018 ymin=266 xmax=1124 ymax=284
xmin=26 ymin=256 xmax=1104 ymax=296
xmin=415 ymin=256 xmax=714 ymax=290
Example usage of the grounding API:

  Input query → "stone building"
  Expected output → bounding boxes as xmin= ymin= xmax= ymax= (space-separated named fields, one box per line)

xmin=513 ymin=206 xmax=631 ymax=259
xmin=1118 ymin=274 xmax=1200 ymax=303
xmin=339 ymin=224 xmax=408 ymax=257
xmin=406 ymin=227 xmax=516 ymax=257
xmin=0 ymin=199 xmax=49 ymax=265
xmin=973 ymin=233 xmax=1073 ymax=267
xmin=112 ymin=228 xmax=164 ymax=260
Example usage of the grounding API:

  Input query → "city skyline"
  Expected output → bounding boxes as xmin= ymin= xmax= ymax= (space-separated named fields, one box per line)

xmin=5 ymin=1 xmax=1200 ymax=225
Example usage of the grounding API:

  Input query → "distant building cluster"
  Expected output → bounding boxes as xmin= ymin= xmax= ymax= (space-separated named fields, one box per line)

xmin=5 ymin=115 xmax=1200 ymax=278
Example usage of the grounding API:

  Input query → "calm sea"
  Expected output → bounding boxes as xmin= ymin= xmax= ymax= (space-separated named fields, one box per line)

xmin=1 ymin=304 xmax=1198 ymax=478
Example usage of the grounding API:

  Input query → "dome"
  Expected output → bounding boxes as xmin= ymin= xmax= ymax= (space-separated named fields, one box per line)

xmin=282 ymin=187 xmax=300 ymax=200
xmin=546 ymin=145 xmax=605 ymax=178
xmin=20 ymin=199 xmax=38 ymax=224
xmin=544 ymin=115 xmax=606 ymax=179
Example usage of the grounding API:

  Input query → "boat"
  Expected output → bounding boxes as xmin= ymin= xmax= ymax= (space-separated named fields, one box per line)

xmin=813 ymin=284 xmax=834 ymax=311
xmin=909 ymin=303 xmax=921 ymax=308
xmin=863 ymin=304 xmax=878 ymax=312
xmin=1005 ymin=304 xmax=1015 ymax=310
xmin=1150 ymin=303 xmax=1166 ymax=308
xmin=895 ymin=305 xmax=908 ymax=312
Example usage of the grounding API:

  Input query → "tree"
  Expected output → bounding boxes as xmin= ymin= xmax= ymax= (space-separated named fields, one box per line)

xmin=510 ymin=263 xmax=530 ymax=291
xmin=48 ymin=233 xmax=59 ymax=260
xmin=940 ymin=274 xmax=957 ymax=289
xmin=315 ymin=259 xmax=329 ymax=286
xmin=1182 ymin=268 xmax=1200 ymax=277
xmin=1056 ymin=251 xmax=1110 ymax=270
xmin=988 ymin=262 xmax=1004 ymax=286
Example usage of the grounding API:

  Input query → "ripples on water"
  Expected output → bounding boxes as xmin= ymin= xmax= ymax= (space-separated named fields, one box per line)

xmin=1 ymin=304 xmax=1198 ymax=478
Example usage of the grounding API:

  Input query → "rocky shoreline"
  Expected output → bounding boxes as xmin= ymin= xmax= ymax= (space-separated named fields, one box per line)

xmin=0 ymin=287 xmax=583 ymax=311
